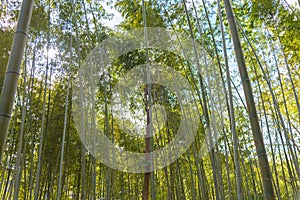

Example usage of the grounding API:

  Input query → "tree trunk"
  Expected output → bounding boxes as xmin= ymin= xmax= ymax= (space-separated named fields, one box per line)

xmin=222 ymin=0 xmax=275 ymax=199
xmin=0 ymin=0 xmax=34 ymax=158
xmin=217 ymin=0 xmax=244 ymax=198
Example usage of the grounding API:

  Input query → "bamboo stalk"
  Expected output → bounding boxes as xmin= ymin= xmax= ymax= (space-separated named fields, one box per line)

xmin=222 ymin=0 xmax=275 ymax=198
xmin=0 ymin=0 xmax=34 ymax=159
xmin=217 ymin=0 xmax=244 ymax=198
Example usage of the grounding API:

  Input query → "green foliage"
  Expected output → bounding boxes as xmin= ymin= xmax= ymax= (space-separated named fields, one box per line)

xmin=115 ymin=0 xmax=165 ymax=28
xmin=0 ymin=0 xmax=299 ymax=199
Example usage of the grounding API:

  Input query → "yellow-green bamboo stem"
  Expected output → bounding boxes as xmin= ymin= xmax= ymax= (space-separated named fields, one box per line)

xmin=0 ymin=0 xmax=34 ymax=159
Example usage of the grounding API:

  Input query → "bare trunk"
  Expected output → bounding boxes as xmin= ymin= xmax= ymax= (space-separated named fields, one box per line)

xmin=222 ymin=0 xmax=275 ymax=198
xmin=0 ymin=0 xmax=34 ymax=158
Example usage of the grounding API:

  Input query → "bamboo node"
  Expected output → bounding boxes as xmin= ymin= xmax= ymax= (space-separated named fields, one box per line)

xmin=6 ymin=70 xmax=20 ymax=75
xmin=15 ymin=30 xmax=29 ymax=38
xmin=0 ymin=113 xmax=11 ymax=118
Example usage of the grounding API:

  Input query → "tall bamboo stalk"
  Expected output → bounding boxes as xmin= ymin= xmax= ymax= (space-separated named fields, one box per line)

xmin=182 ymin=1 xmax=221 ymax=198
xmin=13 ymin=50 xmax=29 ymax=200
xmin=222 ymin=0 xmax=275 ymax=199
xmin=241 ymin=25 xmax=300 ymax=182
xmin=217 ymin=1 xmax=244 ymax=199
xmin=34 ymin=3 xmax=52 ymax=197
xmin=0 ymin=0 xmax=34 ymax=159
xmin=56 ymin=37 xmax=72 ymax=200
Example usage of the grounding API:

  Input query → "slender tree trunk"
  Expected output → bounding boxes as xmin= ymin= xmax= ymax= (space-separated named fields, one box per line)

xmin=277 ymin=133 xmax=290 ymax=197
xmin=141 ymin=1 xmax=154 ymax=199
xmin=276 ymin=32 xmax=300 ymax=123
xmin=217 ymin=0 xmax=244 ymax=199
xmin=0 ymin=0 xmax=34 ymax=158
xmin=240 ymin=23 xmax=300 ymax=183
xmin=222 ymin=0 xmax=275 ymax=199
xmin=57 ymin=49 xmax=71 ymax=199
xmin=187 ymin=151 xmax=197 ymax=200
xmin=252 ymin=64 xmax=281 ymax=199
xmin=34 ymin=15 xmax=51 ymax=199
xmin=182 ymin=1 xmax=222 ymax=199
xmin=176 ymin=160 xmax=186 ymax=200
xmin=1 ymin=117 xmax=17 ymax=200
xmin=142 ymin=86 xmax=151 ymax=200
xmin=13 ymin=52 xmax=29 ymax=200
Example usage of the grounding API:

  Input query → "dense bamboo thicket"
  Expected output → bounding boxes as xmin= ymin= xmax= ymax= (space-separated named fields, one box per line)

xmin=0 ymin=0 xmax=299 ymax=199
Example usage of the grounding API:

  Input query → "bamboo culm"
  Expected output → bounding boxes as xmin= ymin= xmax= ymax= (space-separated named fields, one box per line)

xmin=0 ymin=0 xmax=34 ymax=159
xmin=222 ymin=0 xmax=275 ymax=198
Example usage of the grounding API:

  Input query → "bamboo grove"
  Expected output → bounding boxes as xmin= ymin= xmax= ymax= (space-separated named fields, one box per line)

xmin=0 ymin=0 xmax=299 ymax=199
